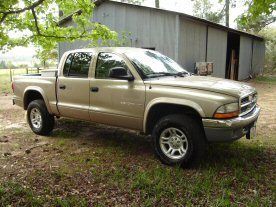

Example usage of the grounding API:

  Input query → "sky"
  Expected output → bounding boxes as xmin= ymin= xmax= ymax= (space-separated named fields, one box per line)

xmin=0 ymin=0 xmax=270 ymax=65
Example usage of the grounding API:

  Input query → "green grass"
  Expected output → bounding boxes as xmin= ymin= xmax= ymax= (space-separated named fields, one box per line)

xmin=0 ymin=69 xmax=38 ymax=94
xmin=0 ymin=182 xmax=88 ymax=207
xmin=255 ymin=75 xmax=276 ymax=84
xmin=1 ymin=123 xmax=275 ymax=206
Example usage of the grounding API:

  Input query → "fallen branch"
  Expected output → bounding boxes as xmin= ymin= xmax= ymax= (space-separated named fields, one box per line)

xmin=25 ymin=142 xmax=49 ymax=154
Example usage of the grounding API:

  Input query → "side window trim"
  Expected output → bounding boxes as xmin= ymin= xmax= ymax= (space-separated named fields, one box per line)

xmin=67 ymin=53 xmax=75 ymax=77
xmin=63 ymin=53 xmax=75 ymax=77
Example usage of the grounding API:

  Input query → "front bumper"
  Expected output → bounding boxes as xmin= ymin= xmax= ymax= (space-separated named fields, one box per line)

xmin=202 ymin=106 xmax=260 ymax=142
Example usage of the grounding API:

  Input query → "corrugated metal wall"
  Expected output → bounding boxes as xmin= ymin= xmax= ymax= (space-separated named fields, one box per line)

xmin=238 ymin=36 xmax=253 ymax=80
xmin=178 ymin=18 xmax=207 ymax=72
xmin=252 ymin=40 xmax=265 ymax=75
xmin=207 ymin=27 xmax=227 ymax=78
xmin=58 ymin=1 xmax=265 ymax=79
xmin=93 ymin=2 xmax=176 ymax=59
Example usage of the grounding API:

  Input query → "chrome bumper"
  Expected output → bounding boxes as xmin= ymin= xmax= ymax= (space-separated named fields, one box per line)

xmin=202 ymin=106 xmax=260 ymax=142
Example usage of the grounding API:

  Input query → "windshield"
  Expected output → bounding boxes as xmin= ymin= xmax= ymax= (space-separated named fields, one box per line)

xmin=126 ymin=50 xmax=189 ymax=78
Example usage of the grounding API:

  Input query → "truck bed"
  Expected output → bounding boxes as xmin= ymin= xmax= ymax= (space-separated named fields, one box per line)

xmin=12 ymin=72 xmax=59 ymax=115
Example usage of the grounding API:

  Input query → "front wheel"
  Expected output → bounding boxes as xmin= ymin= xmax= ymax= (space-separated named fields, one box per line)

xmin=152 ymin=114 xmax=206 ymax=167
xmin=27 ymin=99 xmax=55 ymax=136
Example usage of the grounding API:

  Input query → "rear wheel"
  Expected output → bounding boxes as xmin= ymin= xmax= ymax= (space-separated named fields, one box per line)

xmin=27 ymin=100 xmax=55 ymax=135
xmin=152 ymin=114 xmax=206 ymax=167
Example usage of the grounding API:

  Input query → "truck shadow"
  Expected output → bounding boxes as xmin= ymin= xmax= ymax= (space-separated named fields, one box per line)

xmin=51 ymin=118 xmax=271 ymax=170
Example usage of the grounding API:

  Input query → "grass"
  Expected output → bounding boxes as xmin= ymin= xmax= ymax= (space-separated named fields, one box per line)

xmin=0 ymin=69 xmax=38 ymax=94
xmin=0 ymin=70 xmax=275 ymax=206
xmin=1 ymin=124 xmax=274 ymax=206
xmin=0 ymin=182 xmax=88 ymax=207
xmin=255 ymin=75 xmax=276 ymax=84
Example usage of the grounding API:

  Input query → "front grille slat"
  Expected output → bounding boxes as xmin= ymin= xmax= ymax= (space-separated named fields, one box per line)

xmin=240 ymin=93 xmax=257 ymax=116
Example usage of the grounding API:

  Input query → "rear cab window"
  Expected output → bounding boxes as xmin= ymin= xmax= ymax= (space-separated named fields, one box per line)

xmin=63 ymin=52 xmax=93 ymax=78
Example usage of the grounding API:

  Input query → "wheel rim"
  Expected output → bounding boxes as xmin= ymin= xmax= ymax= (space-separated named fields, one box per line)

xmin=30 ymin=108 xmax=42 ymax=129
xmin=159 ymin=127 xmax=188 ymax=160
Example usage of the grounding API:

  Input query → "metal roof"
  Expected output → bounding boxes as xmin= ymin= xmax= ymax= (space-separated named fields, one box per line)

xmin=59 ymin=0 xmax=263 ymax=41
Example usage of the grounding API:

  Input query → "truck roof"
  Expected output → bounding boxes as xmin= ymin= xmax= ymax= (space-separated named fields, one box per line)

xmin=66 ymin=47 xmax=150 ymax=54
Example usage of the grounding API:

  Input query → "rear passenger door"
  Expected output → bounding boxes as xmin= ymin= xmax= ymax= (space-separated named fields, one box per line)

xmin=57 ymin=52 xmax=92 ymax=120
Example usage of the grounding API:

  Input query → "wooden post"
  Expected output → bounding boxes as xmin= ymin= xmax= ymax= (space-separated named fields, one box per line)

xmin=26 ymin=68 xmax=29 ymax=74
xmin=9 ymin=68 xmax=12 ymax=82
xmin=37 ymin=67 xmax=39 ymax=74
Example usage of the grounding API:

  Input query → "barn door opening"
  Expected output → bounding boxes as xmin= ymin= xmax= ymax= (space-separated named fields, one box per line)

xmin=225 ymin=32 xmax=240 ymax=80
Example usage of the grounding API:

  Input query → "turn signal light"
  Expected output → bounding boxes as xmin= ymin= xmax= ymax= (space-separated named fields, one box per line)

xmin=213 ymin=111 xmax=239 ymax=119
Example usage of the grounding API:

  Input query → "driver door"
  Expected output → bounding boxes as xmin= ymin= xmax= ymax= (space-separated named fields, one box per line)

xmin=89 ymin=52 xmax=145 ymax=130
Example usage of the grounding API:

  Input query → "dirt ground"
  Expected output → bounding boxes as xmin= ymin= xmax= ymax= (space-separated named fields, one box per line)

xmin=0 ymin=81 xmax=275 ymax=206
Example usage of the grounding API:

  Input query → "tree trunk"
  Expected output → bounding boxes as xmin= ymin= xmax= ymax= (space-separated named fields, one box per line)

xmin=225 ymin=0 xmax=229 ymax=27
xmin=155 ymin=0 xmax=160 ymax=8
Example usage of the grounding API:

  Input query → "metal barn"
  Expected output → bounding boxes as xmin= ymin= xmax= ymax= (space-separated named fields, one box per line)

xmin=58 ymin=0 xmax=265 ymax=80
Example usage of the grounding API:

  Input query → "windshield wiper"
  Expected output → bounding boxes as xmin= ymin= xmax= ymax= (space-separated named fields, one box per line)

xmin=148 ymin=72 xmax=176 ymax=77
xmin=147 ymin=71 xmax=190 ymax=78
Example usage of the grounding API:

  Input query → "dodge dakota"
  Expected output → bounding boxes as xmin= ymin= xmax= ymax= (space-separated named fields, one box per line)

xmin=12 ymin=47 xmax=260 ymax=166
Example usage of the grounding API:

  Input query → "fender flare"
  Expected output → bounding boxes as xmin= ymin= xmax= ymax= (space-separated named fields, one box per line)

xmin=143 ymin=97 xmax=205 ymax=133
xmin=23 ymin=86 xmax=52 ymax=114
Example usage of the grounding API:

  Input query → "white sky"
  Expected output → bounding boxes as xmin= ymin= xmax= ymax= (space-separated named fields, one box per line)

xmin=0 ymin=0 xmax=272 ymax=62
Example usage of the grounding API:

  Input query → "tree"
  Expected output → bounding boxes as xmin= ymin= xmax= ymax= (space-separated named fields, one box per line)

xmin=0 ymin=60 xmax=7 ymax=69
xmin=258 ymin=27 xmax=276 ymax=74
xmin=35 ymin=48 xmax=58 ymax=68
xmin=237 ymin=0 xmax=276 ymax=32
xmin=193 ymin=0 xmax=225 ymax=24
xmin=0 ymin=0 xmax=117 ymax=52
xmin=6 ymin=61 xmax=16 ymax=69
xmin=155 ymin=0 xmax=160 ymax=8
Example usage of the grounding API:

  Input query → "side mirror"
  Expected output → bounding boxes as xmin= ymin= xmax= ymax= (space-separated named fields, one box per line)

xmin=109 ymin=67 xmax=134 ymax=81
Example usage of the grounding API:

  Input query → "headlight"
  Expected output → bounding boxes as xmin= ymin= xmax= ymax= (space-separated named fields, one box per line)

xmin=214 ymin=102 xmax=239 ymax=119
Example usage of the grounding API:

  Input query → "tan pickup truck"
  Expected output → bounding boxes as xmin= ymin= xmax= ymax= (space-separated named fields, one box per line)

xmin=12 ymin=47 xmax=260 ymax=166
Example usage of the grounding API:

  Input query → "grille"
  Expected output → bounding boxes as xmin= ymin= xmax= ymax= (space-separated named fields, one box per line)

xmin=240 ymin=93 xmax=257 ymax=116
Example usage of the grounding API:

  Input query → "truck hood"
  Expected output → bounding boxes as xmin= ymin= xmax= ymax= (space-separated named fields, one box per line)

xmin=145 ymin=76 xmax=255 ymax=98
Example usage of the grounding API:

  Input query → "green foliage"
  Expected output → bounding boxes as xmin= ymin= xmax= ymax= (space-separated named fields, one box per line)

xmin=193 ymin=0 xmax=225 ymax=24
xmin=35 ymin=47 xmax=58 ymax=68
xmin=0 ymin=0 xmax=117 ymax=52
xmin=0 ymin=60 xmax=7 ymax=69
xmin=255 ymin=75 xmax=276 ymax=84
xmin=6 ymin=61 xmax=17 ymax=69
xmin=237 ymin=0 xmax=276 ymax=32
xmin=259 ymin=27 xmax=276 ymax=74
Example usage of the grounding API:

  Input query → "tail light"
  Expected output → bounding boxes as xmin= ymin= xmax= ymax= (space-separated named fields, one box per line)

xmin=11 ymin=82 xmax=14 ymax=93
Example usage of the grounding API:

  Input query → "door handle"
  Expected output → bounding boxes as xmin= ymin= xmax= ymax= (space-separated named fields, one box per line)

xmin=90 ymin=87 xmax=99 ymax=92
xmin=59 ymin=84 xmax=66 ymax=90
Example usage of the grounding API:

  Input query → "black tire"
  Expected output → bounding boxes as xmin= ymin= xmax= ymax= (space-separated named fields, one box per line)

xmin=152 ymin=114 xmax=206 ymax=167
xmin=27 ymin=99 xmax=55 ymax=136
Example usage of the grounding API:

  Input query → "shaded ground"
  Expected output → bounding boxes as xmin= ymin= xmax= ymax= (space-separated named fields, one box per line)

xmin=0 ymin=79 xmax=275 ymax=206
